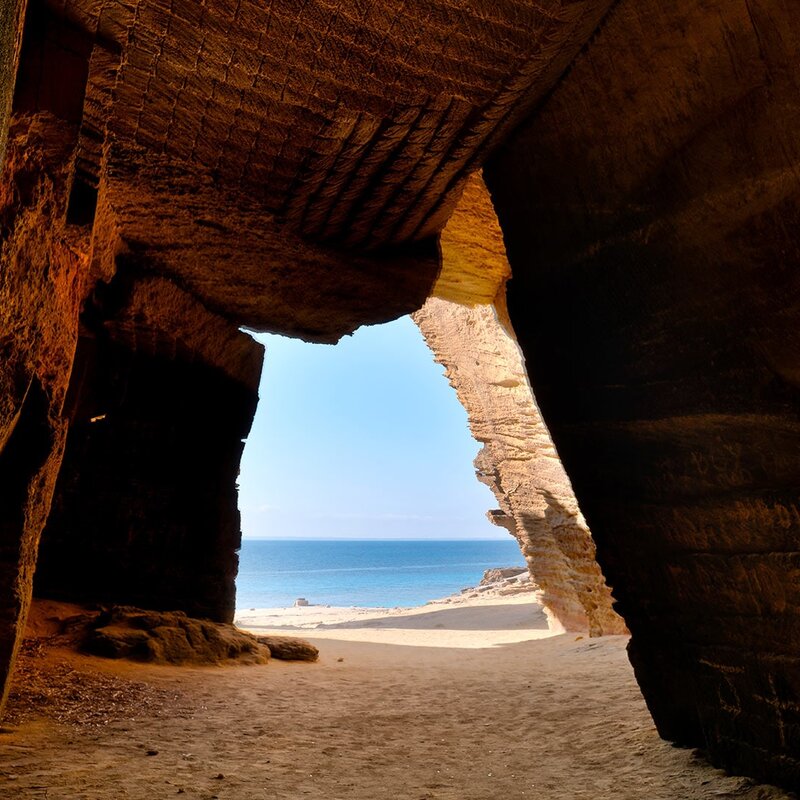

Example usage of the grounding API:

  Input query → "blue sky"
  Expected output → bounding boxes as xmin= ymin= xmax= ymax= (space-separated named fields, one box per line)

xmin=238 ymin=315 xmax=503 ymax=540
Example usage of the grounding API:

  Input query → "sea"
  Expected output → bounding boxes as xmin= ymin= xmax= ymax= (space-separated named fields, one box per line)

xmin=235 ymin=538 xmax=527 ymax=609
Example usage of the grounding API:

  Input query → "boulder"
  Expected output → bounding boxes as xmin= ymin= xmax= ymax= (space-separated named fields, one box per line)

xmin=83 ymin=607 xmax=270 ymax=665
xmin=255 ymin=636 xmax=319 ymax=663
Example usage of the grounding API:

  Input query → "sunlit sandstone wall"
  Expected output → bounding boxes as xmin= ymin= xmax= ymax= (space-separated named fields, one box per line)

xmin=0 ymin=111 xmax=87 ymax=709
xmin=416 ymin=295 xmax=624 ymax=636
xmin=415 ymin=175 xmax=624 ymax=636
xmin=485 ymin=0 xmax=800 ymax=788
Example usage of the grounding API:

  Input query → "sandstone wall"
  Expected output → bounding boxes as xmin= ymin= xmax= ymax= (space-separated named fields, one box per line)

xmin=0 ymin=0 xmax=26 ymax=159
xmin=0 ymin=113 xmax=87 ymax=709
xmin=35 ymin=279 xmax=264 ymax=623
xmin=415 ymin=175 xmax=623 ymax=636
xmin=0 ymin=3 xmax=265 ymax=709
xmin=485 ymin=0 xmax=800 ymax=788
xmin=416 ymin=296 xmax=624 ymax=636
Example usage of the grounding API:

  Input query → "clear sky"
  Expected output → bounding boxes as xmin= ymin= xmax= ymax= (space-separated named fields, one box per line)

xmin=238 ymin=315 xmax=503 ymax=540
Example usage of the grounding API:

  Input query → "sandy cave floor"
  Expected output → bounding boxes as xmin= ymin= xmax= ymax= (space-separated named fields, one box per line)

xmin=0 ymin=597 xmax=794 ymax=800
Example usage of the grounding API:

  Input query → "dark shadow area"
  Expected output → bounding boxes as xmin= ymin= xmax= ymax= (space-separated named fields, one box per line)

xmin=34 ymin=327 xmax=260 ymax=623
xmin=0 ymin=376 xmax=55 ymax=694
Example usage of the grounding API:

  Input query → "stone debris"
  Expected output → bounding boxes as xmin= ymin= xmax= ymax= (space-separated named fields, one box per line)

xmin=255 ymin=636 xmax=319 ymax=663
xmin=83 ymin=607 xmax=270 ymax=666
xmin=4 ymin=639 xmax=193 ymax=728
xmin=21 ymin=600 xmax=321 ymax=667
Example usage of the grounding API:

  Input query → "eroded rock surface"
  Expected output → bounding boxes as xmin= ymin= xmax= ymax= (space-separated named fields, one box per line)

xmin=415 ymin=176 xmax=624 ymax=636
xmin=485 ymin=0 xmax=800 ymax=787
xmin=34 ymin=277 xmax=264 ymax=623
xmin=85 ymin=608 xmax=271 ymax=666
xmin=0 ymin=112 xmax=89 ymax=710
xmin=255 ymin=636 xmax=319 ymax=663
xmin=23 ymin=601 xmax=318 ymax=665
xmin=0 ymin=0 xmax=26 ymax=159
xmin=417 ymin=295 xmax=624 ymax=636
xmin=52 ymin=0 xmax=613 ymax=247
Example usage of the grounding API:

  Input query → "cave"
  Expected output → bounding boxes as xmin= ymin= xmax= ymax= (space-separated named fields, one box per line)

xmin=2 ymin=0 xmax=800 ymax=793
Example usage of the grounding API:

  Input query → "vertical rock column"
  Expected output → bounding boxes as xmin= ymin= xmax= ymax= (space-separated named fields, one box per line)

xmin=485 ymin=0 xmax=800 ymax=788
xmin=0 ymin=115 xmax=87 ymax=710
xmin=0 ymin=4 xmax=96 ymax=712
xmin=35 ymin=277 xmax=265 ymax=623
xmin=416 ymin=295 xmax=624 ymax=636
xmin=415 ymin=174 xmax=624 ymax=636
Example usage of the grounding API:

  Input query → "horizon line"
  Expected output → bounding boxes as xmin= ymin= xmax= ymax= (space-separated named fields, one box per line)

xmin=240 ymin=536 xmax=515 ymax=542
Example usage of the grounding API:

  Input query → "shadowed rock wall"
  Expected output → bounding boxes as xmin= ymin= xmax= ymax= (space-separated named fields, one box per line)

xmin=486 ymin=0 xmax=800 ymax=788
xmin=35 ymin=278 xmax=264 ymax=623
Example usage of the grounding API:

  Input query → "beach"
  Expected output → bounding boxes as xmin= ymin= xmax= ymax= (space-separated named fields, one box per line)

xmin=233 ymin=567 xmax=554 ymax=649
xmin=1 ymin=583 xmax=792 ymax=800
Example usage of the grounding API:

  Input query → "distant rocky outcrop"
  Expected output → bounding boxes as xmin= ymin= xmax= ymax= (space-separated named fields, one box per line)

xmin=455 ymin=567 xmax=535 ymax=600
xmin=479 ymin=567 xmax=528 ymax=585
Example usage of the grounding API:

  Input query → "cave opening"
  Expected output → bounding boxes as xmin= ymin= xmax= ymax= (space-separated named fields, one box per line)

xmin=234 ymin=314 xmax=526 ymax=620
xmin=2 ymin=0 xmax=800 ymax=791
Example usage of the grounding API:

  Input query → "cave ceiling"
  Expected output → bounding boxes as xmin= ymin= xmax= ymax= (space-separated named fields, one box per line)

xmin=36 ymin=0 xmax=613 ymax=340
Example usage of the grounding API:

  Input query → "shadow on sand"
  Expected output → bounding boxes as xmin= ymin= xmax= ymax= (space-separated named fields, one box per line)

xmin=306 ymin=602 xmax=549 ymax=632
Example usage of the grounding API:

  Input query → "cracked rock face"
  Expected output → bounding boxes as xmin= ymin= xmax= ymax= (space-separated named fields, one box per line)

xmin=0 ymin=112 xmax=89 ymax=710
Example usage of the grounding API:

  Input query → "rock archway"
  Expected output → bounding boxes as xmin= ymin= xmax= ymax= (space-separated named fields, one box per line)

xmin=1 ymin=0 xmax=800 ymax=792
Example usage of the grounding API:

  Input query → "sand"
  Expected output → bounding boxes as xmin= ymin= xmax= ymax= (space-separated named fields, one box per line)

xmin=233 ymin=591 xmax=554 ymax=649
xmin=0 ymin=592 xmax=793 ymax=800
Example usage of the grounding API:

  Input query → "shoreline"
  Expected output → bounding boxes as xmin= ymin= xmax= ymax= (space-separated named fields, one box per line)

xmin=234 ymin=567 xmax=555 ymax=648
xmin=236 ymin=564 xmax=535 ymax=616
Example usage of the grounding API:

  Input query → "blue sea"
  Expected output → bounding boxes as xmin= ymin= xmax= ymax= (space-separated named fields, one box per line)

xmin=235 ymin=538 xmax=526 ymax=609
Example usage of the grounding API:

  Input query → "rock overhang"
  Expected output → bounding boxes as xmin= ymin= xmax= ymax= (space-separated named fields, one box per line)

xmin=20 ymin=0 xmax=616 ymax=341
